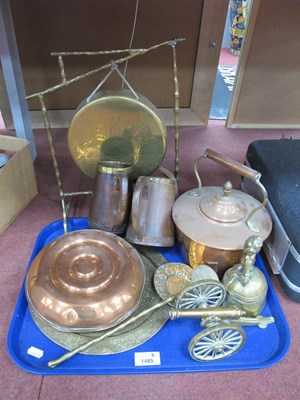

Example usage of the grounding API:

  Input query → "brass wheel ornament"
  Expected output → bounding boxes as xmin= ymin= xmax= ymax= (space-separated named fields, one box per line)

xmin=175 ymin=280 xmax=226 ymax=309
xmin=188 ymin=323 xmax=246 ymax=361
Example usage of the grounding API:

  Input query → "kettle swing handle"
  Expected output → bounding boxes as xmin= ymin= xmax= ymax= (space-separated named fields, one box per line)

xmin=193 ymin=148 xmax=269 ymax=233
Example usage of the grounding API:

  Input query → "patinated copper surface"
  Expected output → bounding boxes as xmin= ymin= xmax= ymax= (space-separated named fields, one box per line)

xmin=29 ymin=254 xmax=169 ymax=355
xmin=25 ymin=230 xmax=146 ymax=332
xmin=88 ymin=161 xmax=134 ymax=234
xmin=173 ymin=184 xmax=272 ymax=277
xmin=126 ymin=168 xmax=177 ymax=247
xmin=68 ymin=89 xmax=167 ymax=180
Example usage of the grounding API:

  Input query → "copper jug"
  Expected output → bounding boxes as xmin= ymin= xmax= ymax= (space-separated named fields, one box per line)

xmin=126 ymin=167 xmax=177 ymax=246
xmin=88 ymin=161 xmax=133 ymax=234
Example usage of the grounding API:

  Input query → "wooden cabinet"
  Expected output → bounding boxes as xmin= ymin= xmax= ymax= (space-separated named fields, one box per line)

xmin=228 ymin=0 xmax=300 ymax=128
xmin=1 ymin=0 xmax=228 ymax=128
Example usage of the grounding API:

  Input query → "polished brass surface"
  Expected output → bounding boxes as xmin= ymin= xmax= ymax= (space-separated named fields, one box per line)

xmin=222 ymin=235 xmax=268 ymax=316
xmin=126 ymin=168 xmax=177 ymax=246
xmin=172 ymin=149 xmax=273 ymax=277
xmin=169 ymin=305 xmax=244 ymax=320
xmin=95 ymin=160 xmax=134 ymax=175
xmin=47 ymin=298 xmax=241 ymax=368
xmin=88 ymin=161 xmax=133 ymax=234
xmin=30 ymin=255 xmax=169 ymax=356
xmin=171 ymin=42 xmax=180 ymax=181
xmin=68 ymin=89 xmax=167 ymax=180
xmin=188 ymin=323 xmax=246 ymax=362
xmin=46 ymin=269 xmax=274 ymax=367
xmin=153 ymin=262 xmax=193 ymax=300
xmin=26 ymin=230 xmax=146 ymax=332
xmin=178 ymin=226 xmax=245 ymax=277
xmin=236 ymin=315 xmax=275 ymax=329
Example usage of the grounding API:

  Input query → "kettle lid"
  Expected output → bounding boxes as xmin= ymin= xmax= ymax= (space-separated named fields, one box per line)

xmin=200 ymin=181 xmax=247 ymax=223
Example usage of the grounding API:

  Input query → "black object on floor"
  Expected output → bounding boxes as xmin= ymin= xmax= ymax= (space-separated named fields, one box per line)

xmin=242 ymin=138 xmax=300 ymax=301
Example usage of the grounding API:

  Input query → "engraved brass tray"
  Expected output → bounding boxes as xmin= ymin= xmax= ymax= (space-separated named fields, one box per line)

xmin=68 ymin=89 xmax=167 ymax=179
xmin=25 ymin=229 xmax=146 ymax=332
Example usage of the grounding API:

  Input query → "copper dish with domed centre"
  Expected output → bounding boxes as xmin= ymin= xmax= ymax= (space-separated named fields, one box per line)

xmin=25 ymin=229 xmax=146 ymax=333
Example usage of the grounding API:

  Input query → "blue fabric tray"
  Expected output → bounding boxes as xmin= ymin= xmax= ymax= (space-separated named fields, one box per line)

xmin=7 ymin=218 xmax=290 ymax=375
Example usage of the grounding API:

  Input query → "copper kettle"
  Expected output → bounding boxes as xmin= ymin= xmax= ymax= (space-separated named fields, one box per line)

xmin=172 ymin=149 xmax=272 ymax=277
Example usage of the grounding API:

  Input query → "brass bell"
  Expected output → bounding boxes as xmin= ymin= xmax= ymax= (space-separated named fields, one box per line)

xmin=222 ymin=235 xmax=268 ymax=317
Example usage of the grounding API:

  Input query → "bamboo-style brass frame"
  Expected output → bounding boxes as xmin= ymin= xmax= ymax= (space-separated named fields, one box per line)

xmin=25 ymin=38 xmax=185 ymax=234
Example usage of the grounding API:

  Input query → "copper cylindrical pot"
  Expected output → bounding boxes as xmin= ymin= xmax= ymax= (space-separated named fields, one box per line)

xmin=126 ymin=167 xmax=177 ymax=246
xmin=88 ymin=161 xmax=133 ymax=234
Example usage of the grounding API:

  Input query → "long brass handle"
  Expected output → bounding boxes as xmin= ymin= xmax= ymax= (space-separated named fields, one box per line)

xmin=193 ymin=149 xmax=260 ymax=194
xmin=204 ymin=148 xmax=261 ymax=182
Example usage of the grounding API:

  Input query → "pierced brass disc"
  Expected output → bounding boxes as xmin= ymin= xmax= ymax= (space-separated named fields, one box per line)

xmin=68 ymin=89 xmax=167 ymax=180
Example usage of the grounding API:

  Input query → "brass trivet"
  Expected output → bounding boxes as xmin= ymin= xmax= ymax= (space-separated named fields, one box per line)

xmin=30 ymin=254 xmax=169 ymax=355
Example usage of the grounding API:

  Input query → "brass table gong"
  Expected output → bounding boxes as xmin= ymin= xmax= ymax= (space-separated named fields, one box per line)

xmin=68 ymin=89 xmax=167 ymax=180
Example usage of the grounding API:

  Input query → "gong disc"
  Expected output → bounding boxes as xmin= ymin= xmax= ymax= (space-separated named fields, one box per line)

xmin=25 ymin=229 xmax=146 ymax=332
xmin=68 ymin=89 xmax=167 ymax=180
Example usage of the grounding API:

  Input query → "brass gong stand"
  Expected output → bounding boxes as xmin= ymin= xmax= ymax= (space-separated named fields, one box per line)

xmin=25 ymin=38 xmax=185 ymax=234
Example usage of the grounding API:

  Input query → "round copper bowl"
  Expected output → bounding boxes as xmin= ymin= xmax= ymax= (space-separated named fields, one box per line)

xmin=25 ymin=230 xmax=146 ymax=332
